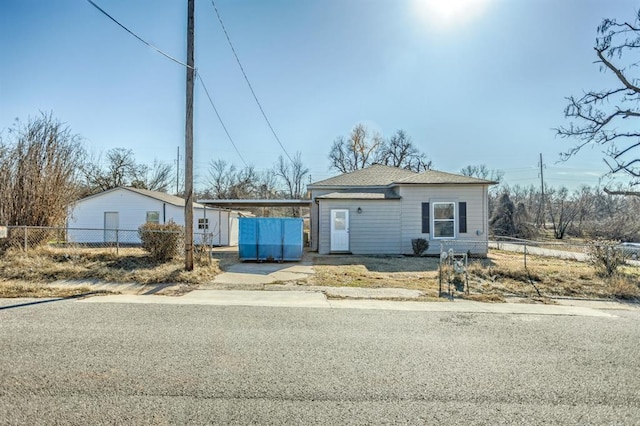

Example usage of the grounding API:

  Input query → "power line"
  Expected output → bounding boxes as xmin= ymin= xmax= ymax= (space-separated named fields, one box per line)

xmin=209 ymin=0 xmax=294 ymax=163
xmin=85 ymin=0 xmax=192 ymax=69
xmin=197 ymin=72 xmax=249 ymax=167
xmin=85 ymin=0 xmax=249 ymax=168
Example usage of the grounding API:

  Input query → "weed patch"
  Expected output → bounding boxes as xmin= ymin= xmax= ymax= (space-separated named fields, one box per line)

xmin=310 ymin=250 xmax=640 ymax=301
xmin=0 ymin=247 xmax=221 ymax=287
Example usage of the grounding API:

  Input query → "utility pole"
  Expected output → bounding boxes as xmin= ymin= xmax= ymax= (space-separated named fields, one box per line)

xmin=184 ymin=0 xmax=195 ymax=271
xmin=537 ymin=153 xmax=545 ymax=228
xmin=176 ymin=146 xmax=180 ymax=195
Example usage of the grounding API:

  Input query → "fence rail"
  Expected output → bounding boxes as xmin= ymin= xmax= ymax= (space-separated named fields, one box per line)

xmin=0 ymin=225 xmax=222 ymax=256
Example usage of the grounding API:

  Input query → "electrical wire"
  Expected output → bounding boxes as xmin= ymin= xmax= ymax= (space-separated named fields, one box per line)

xmin=209 ymin=0 xmax=294 ymax=164
xmin=85 ymin=0 xmax=192 ymax=70
xmin=85 ymin=0 xmax=249 ymax=168
xmin=197 ymin=72 xmax=249 ymax=167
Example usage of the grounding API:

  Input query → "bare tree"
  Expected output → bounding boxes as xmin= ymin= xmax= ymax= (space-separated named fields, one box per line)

xmin=274 ymin=152 xmax=309 ymax=200
xmin=546 ymin=187 xmax=580 ymax=239
xmin=206 ymin=159 xmax=235 ymax=199
xmin=82 ymin=148 xmax=172 ymax=194
xmin=328 ymin=124 xmax=382 ymax=173
xmin=131 ymin=160 xmax=174 ymax=192
xmin=329 ymin=125 xmax=432 ymax=173
xmin=460 ymin=164 xmax=504 ymax=183
xmin=229 ymin=166 xmax=259 ymax=199
xmin=0 ymin=113 xmax=85 ymax=227
xmin=205 ymin=159 xmax=259 ymax=199
xmin=274 ymin=152 xmax=309 ymax=217
xmin=556 ymin=9 xmax=640 ymax=188
xmin=375 ymin=130 xmax=432 ymax=172
xmin=256 ymin=171 xmax=280 ymax=200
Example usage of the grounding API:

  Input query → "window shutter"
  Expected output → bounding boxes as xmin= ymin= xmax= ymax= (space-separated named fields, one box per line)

xmin=422 ymin=202 xmax=430 ymax=233
xmin=459 ymin=202 xmax=467 ymax=233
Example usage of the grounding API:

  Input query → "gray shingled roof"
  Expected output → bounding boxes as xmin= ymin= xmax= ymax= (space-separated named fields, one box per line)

xmin=316 ymin=189 xmax=401 ymax=200
xmin=396 ymin=169 xmax=496 ymax=185
xmin=310 ymin=164 xmax=416 ymax=187
xmin=310 ymin=164 xmax=495 ymax=187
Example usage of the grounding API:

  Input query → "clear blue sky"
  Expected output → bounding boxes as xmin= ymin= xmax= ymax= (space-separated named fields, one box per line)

xmin=0 ymin=0 xmax=635 ymax=192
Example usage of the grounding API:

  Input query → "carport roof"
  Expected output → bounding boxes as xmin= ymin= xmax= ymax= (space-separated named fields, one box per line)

xmin=198 ymin=199 xmax=312 ymax=208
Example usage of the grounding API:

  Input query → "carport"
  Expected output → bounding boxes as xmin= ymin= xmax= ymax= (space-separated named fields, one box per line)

xmin=198 ymin=199 xmax=314 ymax=254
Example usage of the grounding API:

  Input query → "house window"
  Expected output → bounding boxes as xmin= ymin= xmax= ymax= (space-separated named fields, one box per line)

xmin=198 ymin=218 xmax=209 ymax=230
xmin=146 ymin=211 xmax=160 ymax=224
xmin=433 ymin=202 xmax=455 ymax=238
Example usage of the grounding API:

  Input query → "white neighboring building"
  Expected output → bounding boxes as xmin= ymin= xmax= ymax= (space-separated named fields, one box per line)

xmin=67 ymin=187 xmax=239 ymax=246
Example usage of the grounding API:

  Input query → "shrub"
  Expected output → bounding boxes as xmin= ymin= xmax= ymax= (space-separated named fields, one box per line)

xmin=585 ymin=239 xmax=625 ymax=277
xmin=608 ymin=276 xmax=640 ymax=300
xmin=411 ymin=238 xmax=429 ymax=256
xmin=138 ymin=221 xmax=183 ymax=261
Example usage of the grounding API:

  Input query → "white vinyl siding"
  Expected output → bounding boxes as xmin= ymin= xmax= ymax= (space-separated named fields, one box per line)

xmin=309 ymin=188 xmax=337 ymax=251
xmin=67 ymin=188 xmax=238 ymax=246
xmin=318 ymin=200 xmax=401 ymax=254
xmin=399 ymin=185 xmax=489 ymax=256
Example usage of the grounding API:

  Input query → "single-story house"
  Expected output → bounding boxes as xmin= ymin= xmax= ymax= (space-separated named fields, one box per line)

xmin=307 ymin=164 xmax=496 ymax=256
xmin=67 ymin=187 xmax=240 ymax=246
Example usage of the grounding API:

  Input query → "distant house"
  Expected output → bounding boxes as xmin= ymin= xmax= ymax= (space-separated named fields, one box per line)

xmin=307 ymin=165 xmax=496 ymax=256
xmin=67 ymin=187 xmax=240 ymax=246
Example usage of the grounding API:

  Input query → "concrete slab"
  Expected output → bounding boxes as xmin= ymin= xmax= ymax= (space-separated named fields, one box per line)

xmin=79 ymin=290 xmax=616 ymax=317
xmin=82 ymin=290 xmax=330 ymax=309
xmin=553 ymin=298 xmax=640 ymax=310
xmin=327 ymin=299 xmax=615 ymax=317
xmin=267 ymin=285 xmax=424 ymax=300
xmin=50 ymin=279 xmax=147 ymax=294
xmin=212 ymin=263 xmax=314 ymax=285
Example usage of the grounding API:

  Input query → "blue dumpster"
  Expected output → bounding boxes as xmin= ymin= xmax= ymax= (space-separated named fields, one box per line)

xmin=238 ymin=217 xmax=304 ymax=261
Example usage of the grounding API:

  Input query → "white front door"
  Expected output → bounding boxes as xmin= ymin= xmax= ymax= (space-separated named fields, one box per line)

xmin=330 ymin=209 xmax=349 ymax=252
xmin=104 ymin=212 xmax=119 ymax=242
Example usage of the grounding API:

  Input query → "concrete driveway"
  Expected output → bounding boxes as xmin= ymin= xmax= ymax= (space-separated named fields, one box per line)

xmin=211 ymin=260 xmax=315 ymax=285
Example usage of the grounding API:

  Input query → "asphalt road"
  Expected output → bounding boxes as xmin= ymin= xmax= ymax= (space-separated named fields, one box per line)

xmin=1 ymin=299 xmax=639 ymax=425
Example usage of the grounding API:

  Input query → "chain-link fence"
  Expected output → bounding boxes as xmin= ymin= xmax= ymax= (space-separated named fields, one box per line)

xmin=488 ymin=236 xmax=591 ymax=263
xmin=0 ymin=226 xmax=222 ymax=258
xmin=434 ymin=237 xmax=639 ymax=299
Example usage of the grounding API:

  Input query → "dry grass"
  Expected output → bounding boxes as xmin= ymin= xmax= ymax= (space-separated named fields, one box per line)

xmin=310 ymin=251 xmax=640 ymax=301
xmin=0 ymin=247 xmax=222 ymax=286
xmin=2 ymin=246 xmax=638 ymax=302
xmin=0 ymin=281 xmax=98 ymax=298
xmin=310 ymin=255 xmax=442 ymax=297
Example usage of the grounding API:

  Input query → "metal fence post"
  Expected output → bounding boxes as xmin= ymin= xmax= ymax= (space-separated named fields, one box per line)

xmin=23 ymin=226 xmax=27 ymax=252
xmin=524 ymin=243 xmax=527 ymax=269
xmin=116 ymin=229 xmax=119 ymax=256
